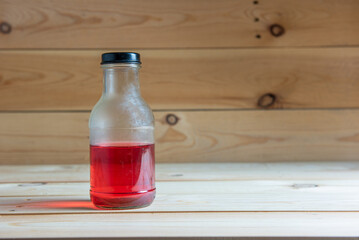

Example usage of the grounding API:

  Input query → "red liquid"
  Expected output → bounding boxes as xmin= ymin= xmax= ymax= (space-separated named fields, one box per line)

xmin=90 ymin=143 xmax=155 ymax=209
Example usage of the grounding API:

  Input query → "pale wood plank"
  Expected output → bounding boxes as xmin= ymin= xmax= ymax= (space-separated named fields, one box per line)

xmin=0 ymin=165 xmax=89 ymax=183
xmin=1 ymin=163 xmax=359 ymax=238
xmin=2 ymin=162 xmax=359 ymax=183
xmin=1 ymin=110 xmax=359 ymax=164
xmin=1 ymin=179 xmax=359 ymax=214
xmin=1 ymin=213 xmax=359 ymax=238
xmin=1 ymin=0 xmax=358 ymax=48
xmin=1 ymin=48 xmax=359 ymax=110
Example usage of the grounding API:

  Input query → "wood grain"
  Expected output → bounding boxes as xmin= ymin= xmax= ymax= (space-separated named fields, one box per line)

xmin=1 ymin=110 xmax=359 ymax=164
xmin=1 ymin=212 xmax=359 ymax=238
xmin=1 ymin=48 xmax=359 ymax=110
xmin=2 ymin=162 xmax=359 ymax=183
xmin=1 ymin=163 xmax=359 ymax=239
xmin=0 ymin=0 xmax=358 ymax=48
xmin=1 ymin=179 xmax=359 ymax=213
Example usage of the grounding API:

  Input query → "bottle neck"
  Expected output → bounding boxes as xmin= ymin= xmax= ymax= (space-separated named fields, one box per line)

xmin=102 ymin=64 xmax=140 ymax=97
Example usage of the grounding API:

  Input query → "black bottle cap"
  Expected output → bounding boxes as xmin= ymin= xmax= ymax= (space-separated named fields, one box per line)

xmin=101 ymin=52 xmax=141 ymax=65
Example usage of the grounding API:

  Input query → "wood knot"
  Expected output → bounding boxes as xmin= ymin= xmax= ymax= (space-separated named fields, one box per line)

xmin=18 ymin=182 xmax=46 ymax=187
xmin=170 ymin=173 xmax=183 ymax=177
xmin=292 ymin=184 xmax=318 ymax=189
xmin=0 ymin=22 xmax=12 ymax=34
xmin=166 ymin=114 xmax=179 ymax=126
xmin=258 ymin=93 xmax=276 ymax=108
xmin=270 ymin=24 xmax=285 ymax=37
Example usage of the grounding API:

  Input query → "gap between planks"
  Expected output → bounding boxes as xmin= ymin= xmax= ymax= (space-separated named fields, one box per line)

xmin=3 ymin=210 xmax=359 ymax=217
xmin=3 ymin=107 xmax=359 ymax=114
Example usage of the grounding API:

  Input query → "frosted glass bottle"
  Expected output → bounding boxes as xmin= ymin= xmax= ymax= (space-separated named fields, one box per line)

xmin=89 ymin=52 xmax=155 ymax=209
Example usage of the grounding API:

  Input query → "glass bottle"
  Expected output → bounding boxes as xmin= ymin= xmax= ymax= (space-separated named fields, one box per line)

xmin=89 ymin=52 xmax=155 ymax=209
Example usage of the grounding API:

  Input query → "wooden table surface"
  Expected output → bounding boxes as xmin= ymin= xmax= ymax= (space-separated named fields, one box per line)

xmin=1 ymin=162 xmax=359 ymax=239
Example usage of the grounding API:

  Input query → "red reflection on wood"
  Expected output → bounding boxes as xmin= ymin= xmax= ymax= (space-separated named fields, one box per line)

xmin=18 ymin=200 xmax=96 ymax=210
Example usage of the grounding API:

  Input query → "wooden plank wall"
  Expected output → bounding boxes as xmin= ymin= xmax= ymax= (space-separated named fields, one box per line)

xmin=0 ymin=0 xmax=359 ymax=164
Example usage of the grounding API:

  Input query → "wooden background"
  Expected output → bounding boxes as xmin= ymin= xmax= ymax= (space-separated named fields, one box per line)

xmin=0 ymin=0 xmax=359 ymax=164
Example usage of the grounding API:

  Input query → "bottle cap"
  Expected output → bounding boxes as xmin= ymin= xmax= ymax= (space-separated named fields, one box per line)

xmin=101 ymin=52 xmax=141 ymax=65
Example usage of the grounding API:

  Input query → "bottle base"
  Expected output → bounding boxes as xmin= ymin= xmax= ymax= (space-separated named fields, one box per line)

xmin=90 ymin=188 xmax=156 ymax=210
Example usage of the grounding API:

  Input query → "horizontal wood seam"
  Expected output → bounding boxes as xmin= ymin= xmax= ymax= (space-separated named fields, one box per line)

xmin=2 ymin=107 xmax=359 ymax=114
xmin=3 ymin=210 xmax=359 ymax=217
xmin=2 ymin=45 xmax=359 ymax=51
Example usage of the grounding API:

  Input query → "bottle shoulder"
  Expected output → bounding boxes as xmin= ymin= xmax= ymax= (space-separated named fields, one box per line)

xmin=89 ymin=96 xmax=154 ymax=129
